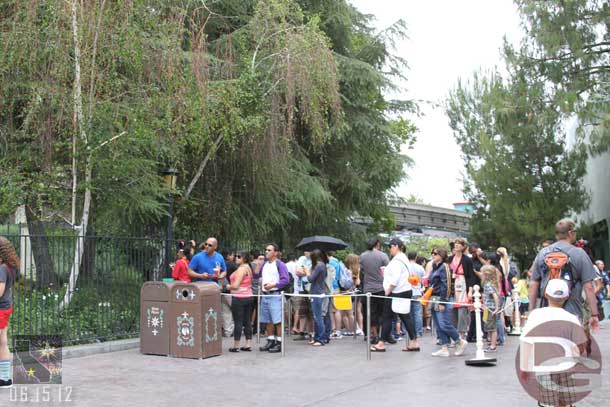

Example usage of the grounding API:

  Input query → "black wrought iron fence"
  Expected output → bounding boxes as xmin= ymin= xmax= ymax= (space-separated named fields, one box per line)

xmin=1 ymin=226 xmax=175 ymax=346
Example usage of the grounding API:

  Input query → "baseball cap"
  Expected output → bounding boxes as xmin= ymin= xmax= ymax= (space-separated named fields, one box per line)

xmin=545 ymin=279 xmax=570 ymax=299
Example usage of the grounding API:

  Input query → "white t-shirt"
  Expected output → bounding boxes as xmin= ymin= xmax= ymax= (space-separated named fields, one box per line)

xmin=286 ymin=260 xmax=299 ymax=293
xmin=262 ymin=261 xmax=279 ymax=292
xmin=409 ymin=262 xmax=426 ymax=297
xmin=521 ymin=307 xmax=581 ymax=336
xmin=383 ymin=252 xmax=412 ymax=294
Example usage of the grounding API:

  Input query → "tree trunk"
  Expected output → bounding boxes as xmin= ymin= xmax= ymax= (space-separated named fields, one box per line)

xmin=25 ymin=206 xmax=59 ymax=289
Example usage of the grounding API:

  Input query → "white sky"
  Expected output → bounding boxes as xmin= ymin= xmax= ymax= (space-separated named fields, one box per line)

xmin=349 ymin=0 xmax=522 ymax=208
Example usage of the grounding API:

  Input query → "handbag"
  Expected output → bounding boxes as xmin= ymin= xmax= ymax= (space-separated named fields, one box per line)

xmin=392 ymin=297 xmax=411 ymax=314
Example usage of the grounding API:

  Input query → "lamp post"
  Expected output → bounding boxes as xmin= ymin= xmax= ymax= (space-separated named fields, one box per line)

xmin=163 ymin=168 xmax=178 ymax=279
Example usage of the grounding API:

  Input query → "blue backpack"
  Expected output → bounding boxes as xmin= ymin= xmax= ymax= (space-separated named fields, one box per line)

xmin=338 ymin=261 xmax=353 ymax=290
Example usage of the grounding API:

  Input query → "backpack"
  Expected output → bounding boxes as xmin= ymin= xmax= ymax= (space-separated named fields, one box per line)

xmin=276 ymin=260 xmax=294 ymax=294
xmin=338 ymin=261 xmax=353 ymax=291
xmin=539 ymin=247 xmax=576 ymax=307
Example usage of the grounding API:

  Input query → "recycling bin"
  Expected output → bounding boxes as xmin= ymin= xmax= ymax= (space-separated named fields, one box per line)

xmin=140 ymin=281 xmax=176 ymax=355
xmin=170 ymin=282 xmax=222 ymax=359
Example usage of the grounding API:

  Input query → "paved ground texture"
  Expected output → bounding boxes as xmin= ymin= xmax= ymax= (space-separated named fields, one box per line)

xmin=4 ymin=321 xmax=610 ymax=407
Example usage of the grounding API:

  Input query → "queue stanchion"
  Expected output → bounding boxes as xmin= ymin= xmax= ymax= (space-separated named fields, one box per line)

xmin=466 ymin=285 xmax=496 ymax=366
xmin=508 ymin=287 xmax=521 ymax=336
xmin=366 ymin=292 xmax=371 ymax=360
xmin=256 ymin=286 xmax=261 ymax=345
xmin=281 ymin=291 xmax=286 ymax=357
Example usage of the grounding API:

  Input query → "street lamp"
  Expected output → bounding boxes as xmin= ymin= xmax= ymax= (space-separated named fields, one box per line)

xmin=163 ymin=168 xmax=178 ymax=279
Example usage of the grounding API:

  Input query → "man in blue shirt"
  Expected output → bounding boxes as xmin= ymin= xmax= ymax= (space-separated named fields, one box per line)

xmin=188 ymin=237 xmax=227 ymax=282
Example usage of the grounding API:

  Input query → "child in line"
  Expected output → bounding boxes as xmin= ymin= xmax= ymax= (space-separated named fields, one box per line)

xmin=516 ymin=271 xmax=529 ymax=327
xmin=481 ymin=265 xmax=500 ymax=352
xmin=0 ymin=237 xmax=18 ymax=389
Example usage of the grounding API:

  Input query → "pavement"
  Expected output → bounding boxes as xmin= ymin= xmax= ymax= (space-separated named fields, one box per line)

xmin=3 ymin=321 xmax=610 ymax=407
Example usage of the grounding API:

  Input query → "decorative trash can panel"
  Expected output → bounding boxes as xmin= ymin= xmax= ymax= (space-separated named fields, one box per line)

xmin=169 ymin=282 xmax=222 ymax=359
xmin=140 ymin=282 xmax=175 ymax=355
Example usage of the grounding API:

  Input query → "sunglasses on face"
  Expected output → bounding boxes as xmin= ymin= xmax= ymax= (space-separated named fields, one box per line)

xmin=235 ymin=255 xmax=242 ymax=259
xmin=432 ymin=252 xmax=439 ymax=256
xmin=205 ymin=243 xmax=214 ymax=247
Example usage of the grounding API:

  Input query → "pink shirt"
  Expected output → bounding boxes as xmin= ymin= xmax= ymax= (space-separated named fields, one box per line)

xmin=230 ymin=267 xmax=253 ymax=298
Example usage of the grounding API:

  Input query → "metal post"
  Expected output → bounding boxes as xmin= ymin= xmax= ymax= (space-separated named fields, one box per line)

xmin=366 ymin=293 xmax=371 ymax=360
xmin=164 ymin=192 xmax=174 ymax=279
xmin=353 ymin=294 xmax=358 ymax=341
xmin=281 ymin=292 xmax=286 ymax=357
xmin=257 ymin=285 xmax=261 ymax=344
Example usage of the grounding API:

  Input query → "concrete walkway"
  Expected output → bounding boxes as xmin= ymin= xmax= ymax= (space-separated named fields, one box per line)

xmin=5 ymin=321 xmax=610 ymax=406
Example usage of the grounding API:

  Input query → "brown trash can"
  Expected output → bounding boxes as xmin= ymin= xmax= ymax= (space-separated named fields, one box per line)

xmin=140 ymin=281 xmax=176 ymax=355
xmin=170 ymin=282 xmax=222 ymax=359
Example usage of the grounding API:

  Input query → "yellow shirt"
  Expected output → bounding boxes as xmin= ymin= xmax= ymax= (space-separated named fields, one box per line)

xmin=517 ymin=279 xmax=529 ymax=302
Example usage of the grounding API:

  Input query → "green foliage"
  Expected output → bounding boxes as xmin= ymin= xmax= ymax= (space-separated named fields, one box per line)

xmin=447 ymin=71 xmax=588 ymax=264
xmin=506 ymin=0 xmax=610 ymax=152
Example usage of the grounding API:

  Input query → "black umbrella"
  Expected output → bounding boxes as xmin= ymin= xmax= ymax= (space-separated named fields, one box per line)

xmin=295 ymin=236 xmax=348 ymax=252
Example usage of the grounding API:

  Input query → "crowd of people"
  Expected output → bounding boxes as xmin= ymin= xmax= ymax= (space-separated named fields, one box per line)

xmin=167 ymin=217 xmax=606 ymax=359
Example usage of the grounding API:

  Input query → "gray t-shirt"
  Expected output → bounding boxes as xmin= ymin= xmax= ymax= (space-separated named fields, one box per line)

xmin=531 ymin=241 xmax=596 ymax=319
xmin=0 ymin=264 xmax=13 ymax=309
xmin=360 ymin=249 xmax=389 ymax=293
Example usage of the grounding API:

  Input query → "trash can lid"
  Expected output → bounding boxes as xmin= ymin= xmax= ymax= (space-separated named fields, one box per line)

xmin=141 ymin=281 xmax=176 ymax=301
xmin=170 ymin=281 xmax=220 ymax=303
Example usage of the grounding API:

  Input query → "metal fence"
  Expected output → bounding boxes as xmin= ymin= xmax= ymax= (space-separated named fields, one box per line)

xmin=1 ymin=227 xmax=174 ymax=346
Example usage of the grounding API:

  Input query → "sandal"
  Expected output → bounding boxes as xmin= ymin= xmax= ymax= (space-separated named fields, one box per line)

xmin=228 ymin=348 xmax=240 ymax=353
xmin=240 ymin=347 xmax=252 ymax=352
xmin=370 ymin=346 xmax=386 ymax=352
xmin=311 ymin=342 xmax=324 ymax=347
xmin=402 ymin=347 xmax=421 ymax=352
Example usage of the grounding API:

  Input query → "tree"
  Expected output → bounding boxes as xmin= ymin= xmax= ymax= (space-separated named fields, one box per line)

xmin=446 ymin=71 xmax=588 ymax=264
xmin=505 ymin=0 xmax=610 ymax=151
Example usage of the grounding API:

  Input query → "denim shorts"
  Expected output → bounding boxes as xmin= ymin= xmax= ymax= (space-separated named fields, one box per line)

xmin=260 ymin=294 xmax=282 ymax=324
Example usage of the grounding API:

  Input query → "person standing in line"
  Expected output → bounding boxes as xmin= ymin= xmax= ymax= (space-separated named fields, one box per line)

xmin=227 ymin=251 xmax=254 ymax=352
xmin=429 ymin=247 xmax=468 ymax=357
xmin=371 ymin=239 xmax=420 ymax=352
xmin=407 ymin=251 xmax=425 ymax=337
xmin=448 ymin=238 xmax=474 ymax=341
xmin=360 ymin=237 xmax=390 ymax=344
xmin=0 ymin=237 xmax=18 ymax=388
xmin=257 ymin=244 xmax=290 ymax=353
xmin=305 ymin=249 xmax=328 ymax=346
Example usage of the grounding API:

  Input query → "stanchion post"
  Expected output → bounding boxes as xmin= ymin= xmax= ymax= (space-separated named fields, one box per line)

xmin=366 ymin=293 xmax=371 ymax=360
xmin=509 ymin=287 xmax=521 ymax=336
xmin=465 ymin=285 xmax=496 ymax=366
xmin=281 ymin=292 xmax=286 ymax=357
xmin=257 ymin=286 xmax=261 ymax=345
xmin=353 ymin=293 xmax=357 ymax=341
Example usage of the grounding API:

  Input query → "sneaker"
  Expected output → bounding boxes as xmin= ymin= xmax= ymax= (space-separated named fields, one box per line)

xmin=436 ymin=339 xmax=442 ymax=345
xmin=454 ymin=339 xmax=468 ymax=356
xmin=425 ymin=326 xmax=432 ymax=331
xmin=342 ymin=331 xmax=354 ymax=337
xmin=0 ymin=379 xmax=12 ymax=389
xmin=485 ymin=346 xmax=497 ymax=353
xmin=431 ymin=348 xmax=450 ymax=357
xmin=268 ymin=342 xmax=282 ymax=353
xmin=330 ymin=331 xmax=342 ymax=339
xmin=356 ymin=329 xmax=364 ymax=336
xmin=259 ymin=339 xmax=276 ymax=351
xmin=448 ymin=342 xmax=456 ymax=349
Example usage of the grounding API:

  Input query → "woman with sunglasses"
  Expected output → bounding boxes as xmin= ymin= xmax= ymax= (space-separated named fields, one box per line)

xmin=429 ymin=247 xmax=468 ymax=357
xmin=227 ymin=251 xmax=254 ymax=352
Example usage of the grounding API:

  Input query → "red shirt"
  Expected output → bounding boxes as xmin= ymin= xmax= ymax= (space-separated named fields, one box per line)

xmin=172 ymin=259 xmax=191 ymax=282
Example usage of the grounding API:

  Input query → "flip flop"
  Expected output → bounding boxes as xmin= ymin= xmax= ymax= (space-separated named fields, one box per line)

xmin=311 ymin=342 xmax=324 ymax=347
xmin=240 ymin=347 xmax=252 ymax=352
xmin=370 ymin=346 xmax=386 ymax=352
xmin=228 ymin=348 xmax=239 ymax=353
xmin=402 ymin=347 xmax=421 ymax=352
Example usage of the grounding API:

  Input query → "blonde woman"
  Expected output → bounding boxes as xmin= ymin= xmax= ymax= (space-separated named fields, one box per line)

xmin=0 ymin=237 xmax=18 ymax=388
xmin=345 ymin=254 xmax=364 ymax=335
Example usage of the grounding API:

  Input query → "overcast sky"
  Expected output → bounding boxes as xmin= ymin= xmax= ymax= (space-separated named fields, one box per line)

xmin=349 ymin=0 xmax=522 ymax=208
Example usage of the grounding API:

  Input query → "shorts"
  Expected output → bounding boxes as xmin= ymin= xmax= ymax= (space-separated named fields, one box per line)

xmin=519 ymin=303 xmax=529 ymax=315
xmin=260 ymin=294 xmax=282 ymax=324
xmin=0 ymin=307 xmax=13 ymax=329
xmin=369 ymin=290 xmax=386 ymax=326
xmin=483 ymin=310 xmax=496 ymax=333
xmin=291 ymin=296 xmax=311 ymax=316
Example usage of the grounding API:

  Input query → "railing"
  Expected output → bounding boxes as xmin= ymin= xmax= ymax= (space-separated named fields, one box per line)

xmin=1 ymin=228 xmax=173 ymax=346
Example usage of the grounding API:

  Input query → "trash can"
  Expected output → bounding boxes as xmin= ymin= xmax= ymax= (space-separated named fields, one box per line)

xmin=140 ymin=281 xmax=176 ymax=355
xmin=170 ymin=282 xmax=222 ymax=359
